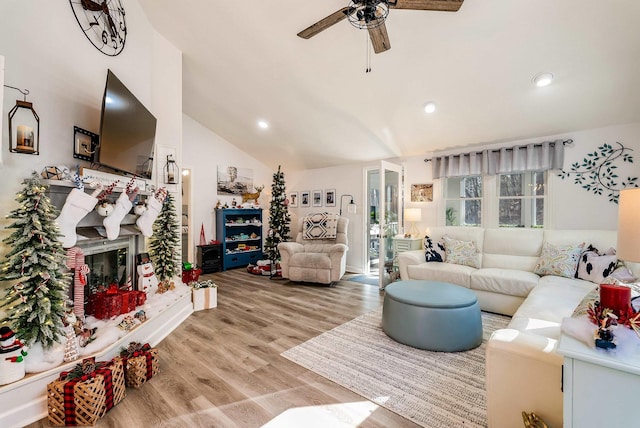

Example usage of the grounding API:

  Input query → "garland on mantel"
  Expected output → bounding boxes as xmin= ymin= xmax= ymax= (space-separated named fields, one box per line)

xmin=558 ymin=142 xmax=638 ymax=204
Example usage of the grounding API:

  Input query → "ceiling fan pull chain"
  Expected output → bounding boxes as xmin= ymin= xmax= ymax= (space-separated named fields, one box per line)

xmin=365 ymin=32 xmax=372 ymax=73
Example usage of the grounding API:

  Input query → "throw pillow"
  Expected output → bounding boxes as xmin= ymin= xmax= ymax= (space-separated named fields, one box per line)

xmin=443 ymin=236 xmax=480 ymax=268
xmin=424 ymin=235 xmax=446 ymax=262
xmin=576 ymin=246 xmax=618 ymax=284
xmin=302 ymin=212 xmax=338 ymax=240
xmin=534 ymin=241 xmax=585 ymax=279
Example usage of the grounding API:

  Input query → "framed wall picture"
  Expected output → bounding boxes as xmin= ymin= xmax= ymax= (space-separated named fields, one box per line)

xmin=300 ymin=191 xmax=310 ymax=207
xmin=73 ymin=126 xmax=98 ymax=162
xmin=325 ymin=189 xmax=336 ymax=207
xmin=312 ymin=190 xmax=323 ymax=207
xmin=289 ymin=191 xmax=298 ymax=208
xmin=411 ymin=183 xmax=434 ymax=202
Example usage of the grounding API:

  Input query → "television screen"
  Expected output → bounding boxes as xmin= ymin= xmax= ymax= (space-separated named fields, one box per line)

xmin=97 ymin=70 xmax=156 ymax=179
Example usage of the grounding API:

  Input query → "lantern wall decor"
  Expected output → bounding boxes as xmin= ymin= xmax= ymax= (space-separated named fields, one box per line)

xmin=164 ymin=154 xmax=179 ymax=184
xmin=4 ymin=85 xmax=39 ymax=155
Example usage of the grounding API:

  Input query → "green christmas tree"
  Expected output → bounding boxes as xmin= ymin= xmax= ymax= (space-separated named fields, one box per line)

xmin=0 ymin=172 xmax=69 ymax=349
xmin=149 ymin=192 xmax=180 ymax=283
xmin=264 ymin=166 xmax=291 ymax=265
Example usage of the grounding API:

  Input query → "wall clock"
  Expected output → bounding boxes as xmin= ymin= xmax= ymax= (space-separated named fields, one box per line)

xmin=69 ymin=0 xmax=127 ymax=56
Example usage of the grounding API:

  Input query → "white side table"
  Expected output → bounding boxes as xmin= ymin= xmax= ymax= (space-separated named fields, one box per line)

xmin=557 ymin=332 xmax=640 ymax=427
xmin=393 ymin=236 xmax=422 ymax=254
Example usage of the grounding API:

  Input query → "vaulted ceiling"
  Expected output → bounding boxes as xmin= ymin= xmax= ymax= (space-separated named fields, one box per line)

xmin=138 ymin=0 xmax=640 ymax=171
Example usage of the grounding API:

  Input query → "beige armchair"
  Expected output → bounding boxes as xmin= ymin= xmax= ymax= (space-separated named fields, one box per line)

xmin=278 ymin=215 xmax=349 ymax=285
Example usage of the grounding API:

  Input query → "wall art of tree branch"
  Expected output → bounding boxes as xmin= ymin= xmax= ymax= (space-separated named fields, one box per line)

xmin=558 ymin=142 xmax=638 ymax=204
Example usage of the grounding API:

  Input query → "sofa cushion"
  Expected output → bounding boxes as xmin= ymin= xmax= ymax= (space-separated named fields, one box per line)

xmin=443 ymin=236 xmax=480 ymax=268
xmin=470 ymin=268 xmax=540 ymax=298
xmin=533 ymin=241 xmax=585 ymax=278
xmin=576 ymin=247 xmax=618 ymax=284
xmin=424 ymin=235 xmax=446 ymax=262
xmin=406 ymin=262 xmax=475 ymax=288
xmin=289 ymin=252 xmax=331 ymax=269
xmin=508 ymin=276 xmax=596 ymax=340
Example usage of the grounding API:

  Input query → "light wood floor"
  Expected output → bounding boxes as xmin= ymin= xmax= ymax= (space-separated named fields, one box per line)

xmin=28 ymin=270 xmax=419 ymax=428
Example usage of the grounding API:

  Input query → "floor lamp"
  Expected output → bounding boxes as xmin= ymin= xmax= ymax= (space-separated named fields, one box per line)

xmin=404 ymin=208 xmax=422 ymax=238
xmin=339 ymin=194 xmax=357 ymax=216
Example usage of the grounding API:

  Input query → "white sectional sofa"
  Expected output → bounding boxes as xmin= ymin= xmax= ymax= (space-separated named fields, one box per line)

xmin=396 ymin=227 xmax=639 ymax=428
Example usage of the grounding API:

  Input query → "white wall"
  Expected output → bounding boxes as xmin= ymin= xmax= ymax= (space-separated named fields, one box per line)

xmin=0 ymin=1 xmax=182 ymax=293
xmin=181 ymin=114 xmax=273 ymax=261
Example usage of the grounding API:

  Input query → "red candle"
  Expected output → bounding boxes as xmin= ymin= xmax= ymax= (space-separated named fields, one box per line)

xmin=599 ymin=284 xmax=631 ymax=315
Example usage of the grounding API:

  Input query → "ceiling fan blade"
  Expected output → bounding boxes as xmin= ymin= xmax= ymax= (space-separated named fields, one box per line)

xmin=368 ymin=22 xmax=391 ymax=54
xmin=297 ymin=7 xmax=353 ymax=39
xmin=389 ymin=0 xmax=464 ymax=12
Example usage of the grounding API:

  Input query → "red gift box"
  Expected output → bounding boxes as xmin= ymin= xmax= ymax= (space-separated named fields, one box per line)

xmin=119 ymin=291 xmax=137 ymax=314
xmin=134 ymin=290 xmax=147 ymax=306
xmin=88 ymin=292 xmax=123 ymax=320
xmin=182 ymin=268 xmax=202 ymax=284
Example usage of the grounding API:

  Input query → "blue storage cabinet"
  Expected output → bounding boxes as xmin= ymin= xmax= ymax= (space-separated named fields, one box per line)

xmin=215 ymin=208 xmax=263 ymax=270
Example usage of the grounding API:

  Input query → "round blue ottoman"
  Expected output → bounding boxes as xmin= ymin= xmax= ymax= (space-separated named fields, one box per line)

xmin=382 ymin=280 xmax=482 ymax=351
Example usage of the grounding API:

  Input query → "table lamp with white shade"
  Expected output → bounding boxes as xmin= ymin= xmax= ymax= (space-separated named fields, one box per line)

xmin=618 ymin=188 xmax=640 ymax=273
xmin=404 ymin=208 xmax=422 ymax=238
xmin=600 ymin=188 xmax=640 ymax=315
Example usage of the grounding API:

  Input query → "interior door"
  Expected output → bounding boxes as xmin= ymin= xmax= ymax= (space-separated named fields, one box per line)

xmin=378 ymin=160 xmax=402 ymax=289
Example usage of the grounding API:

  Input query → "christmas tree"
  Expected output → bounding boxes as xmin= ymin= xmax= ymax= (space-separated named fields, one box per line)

xmin=149 ymin=192 xmax=180 ymax=283
xmin=0 ymin=172 xmax=69 ymax=349
xmin=264 ymin=166 xmax=291 ymax=265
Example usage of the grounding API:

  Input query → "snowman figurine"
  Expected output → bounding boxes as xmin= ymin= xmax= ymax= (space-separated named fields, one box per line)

xmin=136 ymin=253 xmax=159 ymax=295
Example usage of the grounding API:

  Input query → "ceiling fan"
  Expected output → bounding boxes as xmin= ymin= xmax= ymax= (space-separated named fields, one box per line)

xmin=297 ymin=0 xmax=464 ymax=54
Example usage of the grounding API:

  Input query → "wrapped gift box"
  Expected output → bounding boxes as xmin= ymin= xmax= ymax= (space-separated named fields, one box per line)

xmin=87 ymin=292 xmax=122 ymax=320
xmin=120 ymin=343 xmax=159 ymax=388
xmin=192 ymin=287 xmax=217 ymax=311
xmin=47 ymin=357 xmax=126 ymax=426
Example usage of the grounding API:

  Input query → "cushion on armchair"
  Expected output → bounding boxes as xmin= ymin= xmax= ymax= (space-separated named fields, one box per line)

xmin=303 ymin=213 xmax=338 ymax=240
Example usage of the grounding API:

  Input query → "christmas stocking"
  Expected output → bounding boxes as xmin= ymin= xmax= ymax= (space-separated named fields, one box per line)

xmin=56 ymin=188 xmax=98 ymax=248
xmin=136 ymin=189 xmax=167 ymax=237
xmin=103 ymin=191 xmax=133 ymax=240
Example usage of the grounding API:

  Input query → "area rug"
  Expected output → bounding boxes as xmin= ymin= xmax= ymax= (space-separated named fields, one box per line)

xmin=344 ymin=275 xmax=380 ymax=286
xmin=281 ymin=308 xmax=511 ymax=428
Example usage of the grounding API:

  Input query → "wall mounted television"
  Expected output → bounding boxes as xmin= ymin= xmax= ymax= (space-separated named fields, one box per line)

xmin=96 ymin=70 xmax=156 ymax=180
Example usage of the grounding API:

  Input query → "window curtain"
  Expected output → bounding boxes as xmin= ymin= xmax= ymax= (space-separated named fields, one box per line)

xmin=431 ymin=139 xmax=566 ymax=179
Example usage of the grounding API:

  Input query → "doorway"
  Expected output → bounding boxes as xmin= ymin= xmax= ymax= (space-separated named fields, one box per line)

xmin=181 ymin=168 xmax=193 ymax=264
xmin=365 ymin=161 xmax=402 ymax=289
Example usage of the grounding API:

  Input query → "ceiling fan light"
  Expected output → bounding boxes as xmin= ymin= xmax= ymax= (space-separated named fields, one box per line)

xmin=424 ymin=102 xmax=436 ymax=113
xmin=533 ymin=72 xmax=554 ymax=88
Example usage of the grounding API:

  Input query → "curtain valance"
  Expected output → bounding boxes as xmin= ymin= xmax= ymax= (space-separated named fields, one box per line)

xmin=429 ymin=139 xmax=570 ymax=179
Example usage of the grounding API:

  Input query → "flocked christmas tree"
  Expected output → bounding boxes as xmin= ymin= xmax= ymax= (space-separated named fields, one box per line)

xmin=0 ymin=172 xmax=69 ymax=349
xmin=148 ymin=192 xmax=180 ymax=286
xmin=264 ymin=166 xmax=291 ymax=266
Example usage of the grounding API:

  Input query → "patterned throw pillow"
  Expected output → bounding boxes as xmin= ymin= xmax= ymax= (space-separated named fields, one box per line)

xmin=302 ymin=212 xmax=338 ymax=240
xmin=534 ymin=242 xmax=585 ymax=278
xmin=424 ymin=235 xmax=446 ymax=262
xmin=576 ymin=246 xmax=618 ymax=284
xmin=443 ymin=236 xmax=480 ymax=268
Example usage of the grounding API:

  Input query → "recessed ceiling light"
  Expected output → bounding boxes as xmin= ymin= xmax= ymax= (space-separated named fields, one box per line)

xmin=258 ymin=120 xmax=269 ymax=129
xmin=533 ymin=72 xmax=554 ymax=87
xmin=424 ymin=102 xmax=436 ymax=113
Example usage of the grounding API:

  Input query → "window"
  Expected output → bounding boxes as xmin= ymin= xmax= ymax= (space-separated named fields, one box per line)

xmin=445 ymin=176 xmax=482 ymax=226
xmin=498 ymin=171 xmax=546 ymax=228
